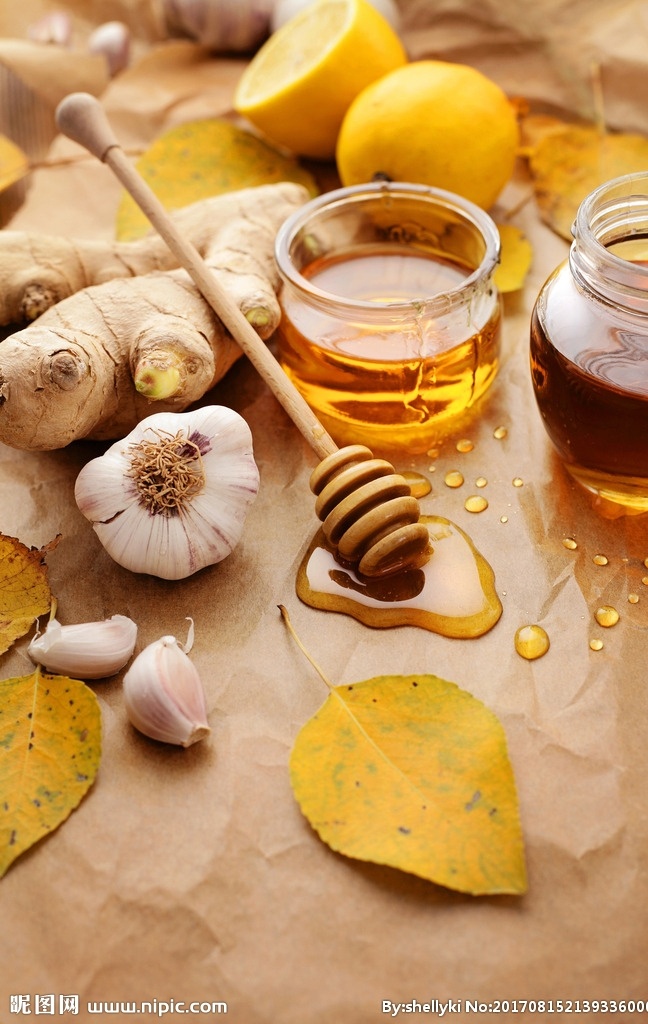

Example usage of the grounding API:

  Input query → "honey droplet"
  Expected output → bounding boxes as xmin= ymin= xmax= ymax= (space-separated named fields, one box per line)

xmin=562 ymin=537 xmax=578 ymax=550
xmin=644 ymin=557 xmax=648 ymax=569
xmin=493 ymin=426 xmax=508 ymax=440
xmin=456 ymin=438 xmax=474 ymax=453
xmin=475 ymin=476 xmax=488 ymax=488
xmin=628 ymin=593 xmax=639 ymax=604
xmin=593 ymin=554 xmax=609 ymax=566
xmin=444 ymin=470 xmax=464 ymax=488
xmin=464 ymin=495 xmax=489 ymax=513
xmin=589 ymin=638 xmax=604 ymax=651
xmin=500 ymin=515 xmax=508 ymax=523
xmin=426 ymin=447 xmax=440 ymax=460
xmin=401 ymin=470 xmax=432 ymax=499
xmin=643 ymin=577 xmax=648 ymax=587
xmin=595 ymin=605 xmax=619 ymax=627
xmin=512 ymin=477 xmax=524 ymax=488
xmin=514 ymin=624 xmax=550 ymax=660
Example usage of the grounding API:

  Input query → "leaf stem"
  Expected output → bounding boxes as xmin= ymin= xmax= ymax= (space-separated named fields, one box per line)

xmin=278 ymin=605 xmax=335 ymax=693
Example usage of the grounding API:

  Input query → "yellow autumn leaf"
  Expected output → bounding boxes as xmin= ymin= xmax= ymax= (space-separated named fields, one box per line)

xmin=528 ymin=124 xmax=648 ymax=240
xmin=0 ymin=535 xmax=54 ymax=655
xmin=518 ymin=112 xmax=571 ymax=157
xmin=0 ymin=670 xmax=101 ymax=877
xmin=0 ymin=134 xmax=29 ymax=194
xmin=116 ymin=118 xmax=319 ymax=241
xmin=494 ymin=223 xmax=533 ymax=293
xmin=290 ymin=673 xmax=526 ymax=895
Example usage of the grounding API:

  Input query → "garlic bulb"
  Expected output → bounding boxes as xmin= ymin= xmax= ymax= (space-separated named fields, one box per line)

xmin=270 ymin=0 xmax=401 ymax=32
xmin=28 ymin=613 xmax=138 ymax=679
xmin=163 ymin=0 xmax=275 ymax=53
xmin=123 ymin=626 xmax=210 ymax=747
xmin=74 ymin=406 xmax=260 ymax=580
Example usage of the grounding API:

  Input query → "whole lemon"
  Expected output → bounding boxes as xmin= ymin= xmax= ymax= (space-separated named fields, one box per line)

xmin=336 ymin=60 xmax=520 ymax=209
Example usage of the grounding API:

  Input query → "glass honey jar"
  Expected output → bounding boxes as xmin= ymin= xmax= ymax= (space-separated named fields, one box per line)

xmin=530 ymin=172 xmax=648 ymax=513
xmin=273 ymin=182 xmax=502 ymax=454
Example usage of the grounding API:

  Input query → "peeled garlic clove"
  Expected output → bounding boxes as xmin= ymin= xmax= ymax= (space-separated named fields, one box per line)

xmin=28 ymin=614 xmax=138 ymax=680
xmin=123 ymin=634 xmax=210 ymax=747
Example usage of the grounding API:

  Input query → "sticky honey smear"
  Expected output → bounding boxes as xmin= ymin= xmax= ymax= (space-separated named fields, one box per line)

xmin=296 ymin=516 xmax=502 ymax=637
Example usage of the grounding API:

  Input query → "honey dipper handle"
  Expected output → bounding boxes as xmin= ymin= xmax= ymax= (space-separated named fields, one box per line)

xmin=55 ymin=92 xmax=338 ymax=461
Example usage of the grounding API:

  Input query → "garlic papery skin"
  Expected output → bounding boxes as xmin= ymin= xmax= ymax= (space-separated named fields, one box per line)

xmin=163 ymin=0 xmax=275 ymax=53
xmin=270 ymin=0 xmax=401 ymax=32
xmin=28 ymin=614 xmax=138 ymax=680
xmin=74 ymin=406 xmax=260 ymax=580
xmin=122 ymin=633 xmax=210 ymax=747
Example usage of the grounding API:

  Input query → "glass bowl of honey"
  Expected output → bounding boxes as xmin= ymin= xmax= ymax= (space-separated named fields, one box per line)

xmin=531 ymin=171 xmax=648 ymax=514
xmin=274 ymin=181 xmax=502 ymax=454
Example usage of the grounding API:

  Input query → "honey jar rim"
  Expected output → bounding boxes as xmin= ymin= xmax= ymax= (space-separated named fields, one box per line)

xmin=274 ymin=180 xmax=501 ymax=316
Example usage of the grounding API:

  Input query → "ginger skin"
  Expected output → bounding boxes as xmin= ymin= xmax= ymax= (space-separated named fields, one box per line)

xmin=0 ymin=182 xmax=309 ymax=450
xmin=0 ymin=181 xmax=308 ymax=329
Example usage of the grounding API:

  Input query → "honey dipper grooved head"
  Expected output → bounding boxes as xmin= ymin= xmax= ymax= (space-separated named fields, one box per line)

xmin=309 ymin=445 xmax=432 ymax=578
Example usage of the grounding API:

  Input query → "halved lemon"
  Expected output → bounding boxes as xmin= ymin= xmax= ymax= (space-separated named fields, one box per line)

xmin=233 ymin=0 xmax=407 ymax=161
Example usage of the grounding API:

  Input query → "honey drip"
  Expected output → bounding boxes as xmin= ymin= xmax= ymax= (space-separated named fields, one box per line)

xmin=595 ymin=605 xmax=620 ymax=627
xmin=514 ymin=624 xmax=550 ymax=660
xmin=400 ymin=470 xmax=432 ymax=499
xmin=296 ymin=516 xmax=502 ymax=637
xmin=464 ymin=495 xmax=488 ymax=513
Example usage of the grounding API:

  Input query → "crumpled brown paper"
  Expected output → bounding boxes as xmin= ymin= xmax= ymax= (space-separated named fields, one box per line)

xmin=1 ymin=3 xmax=647 ymax=1022
xmin=0 ymin=39 xmax=107 ymax=221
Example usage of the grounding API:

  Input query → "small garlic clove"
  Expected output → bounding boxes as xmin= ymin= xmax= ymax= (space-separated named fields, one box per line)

xmin=123 ymin=634 xmax=210 ymax=747
xmin=28 ymin=11 xmax=73 ymax=46
xmin=88 ymin=21 xmax=131 ymax=76
xmin=28 ymin=614 xmax=138 ymax=680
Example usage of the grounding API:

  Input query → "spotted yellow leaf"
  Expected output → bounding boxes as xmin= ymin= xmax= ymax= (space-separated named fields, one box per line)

xmin=0 ymin=670 xmax=101 ymax=876
xmin=528 ymin=124 xmax=648 ymax=240
xmin=494 ymin=223 xmax=533 ymax=293
xmin=290 ymin=673 xmax=526 ymax=895
xmin=0 ymin=535 xmax=54 ymax=655
xmin=116 ymin=118 xmax=318 ymax=241
xmin=0 ymin=134 xmax=29 ymax=194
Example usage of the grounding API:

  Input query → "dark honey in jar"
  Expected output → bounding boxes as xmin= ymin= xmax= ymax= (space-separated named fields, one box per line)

xmin=531 ymin=172 xmax=648 ymax=512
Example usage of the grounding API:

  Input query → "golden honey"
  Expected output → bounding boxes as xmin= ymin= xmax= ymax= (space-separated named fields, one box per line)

xmin=296 ymin=516 xmax=502 ymax=637
xmin=275 ymin=183 xmax=501 ymax=455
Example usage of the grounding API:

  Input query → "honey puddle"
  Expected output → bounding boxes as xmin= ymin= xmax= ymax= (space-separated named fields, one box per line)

xmin=297 ymin=516 xmax=502 ymax=637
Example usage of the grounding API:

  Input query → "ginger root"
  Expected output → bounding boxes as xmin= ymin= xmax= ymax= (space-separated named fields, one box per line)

xmin=0 ymin=181 xmax=309 ymax=450
xmin=0 ymin=181 xmax=308 ymax=329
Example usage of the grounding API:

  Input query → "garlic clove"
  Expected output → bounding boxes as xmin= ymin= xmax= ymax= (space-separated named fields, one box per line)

xmin=123 ymin=633 xmax=210 ymax=747
xmin=74 ymin=447 xmax=134 ymax=524
xmin=88 ymin=21 xmax=131 ymax=77
xmin=28 ymin=614 xmax=138 ymax=680
xmin=28 ymin=11 xmax=73 ymax=45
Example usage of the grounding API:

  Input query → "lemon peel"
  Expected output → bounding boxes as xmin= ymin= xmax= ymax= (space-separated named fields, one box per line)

xmin=336 ymin=60 xmax=520 ymax=210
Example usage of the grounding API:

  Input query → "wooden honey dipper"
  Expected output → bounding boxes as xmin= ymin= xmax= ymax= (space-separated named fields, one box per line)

xmin=56 ymin=93 xmax=432 ymax=579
